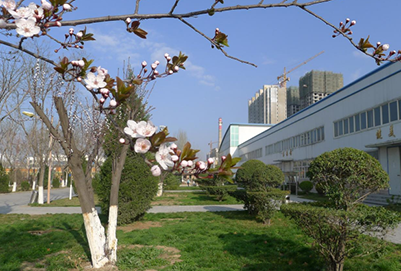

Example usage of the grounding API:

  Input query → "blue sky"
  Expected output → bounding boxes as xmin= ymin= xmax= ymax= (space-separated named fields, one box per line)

xmin=45 ymin=0 xmax=401 ymax=159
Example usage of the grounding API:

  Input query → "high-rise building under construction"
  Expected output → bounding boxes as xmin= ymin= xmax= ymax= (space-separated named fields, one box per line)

xmin=299 ymin=70 xmax=343 ymax=110
xmin=248 ymin=85 xmax=287 ymax=124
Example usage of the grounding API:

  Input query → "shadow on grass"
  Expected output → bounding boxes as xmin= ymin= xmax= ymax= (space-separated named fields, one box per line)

xmin=218 ymin=232 xmax=324 ymax=271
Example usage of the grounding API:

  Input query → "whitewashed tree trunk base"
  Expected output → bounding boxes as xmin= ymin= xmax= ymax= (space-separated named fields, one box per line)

xmin=12 ymin=182 xmax=17 ymax=192
xmin=32 ymin=181 xmax=36 ymax=191
xmin=38 ymin=186 xmax=44 ymax=204
xmin=156 ymin=182 xmax=163 ymax=197
xmin=107 ymin=205 xmax=118 ymax=264
xmin=83 ymin=209 xmax=109 ymax=268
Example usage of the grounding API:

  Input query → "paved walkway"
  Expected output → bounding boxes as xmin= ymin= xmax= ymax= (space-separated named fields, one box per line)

xmin=1 ymin=189 xmax=400 ymax=244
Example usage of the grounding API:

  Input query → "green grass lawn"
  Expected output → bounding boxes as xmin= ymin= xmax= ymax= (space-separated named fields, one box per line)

xmin=151 ymin=191 xmax=239 ymax=206
xmin=1 ymin=212 xmax=400 ymax=271
xmin=174 ymin=186 xmax=203 ymax=191
xmin=30 ymin=194 xmax=100 ymax=207
xmin=297 ymin=192 xmax=328 ymax=202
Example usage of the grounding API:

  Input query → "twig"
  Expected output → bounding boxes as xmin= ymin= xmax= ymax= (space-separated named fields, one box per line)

xmin=135 ymin=0 xmax=140 ymax=14
xmin=178 ymin=18 xmax=257 ymax=67
xmin=169 ymin=0 xmax=180 ymax=14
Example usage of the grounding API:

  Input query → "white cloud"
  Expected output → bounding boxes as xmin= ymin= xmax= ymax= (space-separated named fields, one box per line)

xmin=87 ymin=27 xmax=218 ymax=89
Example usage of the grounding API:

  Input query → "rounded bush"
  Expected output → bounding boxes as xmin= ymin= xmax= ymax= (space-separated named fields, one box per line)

xmin=163 ymin=173 xmax=181 ymax=190
xmin=315 ymin=182 xmax=326 ymax=195
xmin=299 ymin=180 xmax=313 ymax=194
xmin=307 ymin=147 xmax=389 ymax=209
xmin=236 ymin=160 xmax=284 ymax=192
xmin=95 ymin=152 xmax=159 ymax=225
xmin=20 ymin=181 xmax=30 ymax=191
xmin=0 ymin=164 xmax=10 ymax=193
xmin=52 ymin=178 xmax=60 ymax=188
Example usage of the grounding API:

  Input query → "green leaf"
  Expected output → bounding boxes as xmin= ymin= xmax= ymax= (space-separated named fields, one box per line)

xmin=215 ymin=32 xmax=229 ymax=47
xmin=53 ymin=67 xmax=65 ymax=74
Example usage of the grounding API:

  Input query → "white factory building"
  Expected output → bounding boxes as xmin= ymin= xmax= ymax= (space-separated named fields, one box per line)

xmin=219 ymin=61 xmax=401 ymax=196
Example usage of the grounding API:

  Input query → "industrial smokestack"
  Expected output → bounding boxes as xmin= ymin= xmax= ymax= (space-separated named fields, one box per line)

xmin=218 ymin=118 xmax=222 ymax=148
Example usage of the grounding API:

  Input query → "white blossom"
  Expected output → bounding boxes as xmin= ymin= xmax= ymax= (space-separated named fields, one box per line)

xmin=63 ymin=3 xmax=71 ymax=10
xmin=181 ymin=160 xmax=188 ymax=167
xmin=171 ymin=155 xmax=179 ymax=162
xmin=382 ymin=44 xmax=390 ymax=51
xmin=124 ymin=120 xmax=141 ymax=138
xmin=15 ymin=17 xmax=40 ymax=37
xmin=84 ymin=72 xmax=106 ymax=89
xmin=136 ymin=121 xmax=157 ymax=137
xmin=76 ymin=31 xmax=83 ymax=38
xmin=109 ymin=100 xmax=117 ymax=107
xmin=125 ymin=18 xmax=131 ymax=24
xmin=97 ymin=66 xmax=108 ymax=77
xmin=156 ymin=143 xmax=174 ymax=170
xmin=9 ymin=5 xmax=34 ymax=19
xmin=3 ymin=0 xmax=16 ymax=11
xmin=134 ymin=138 xmax=151 ymax=154
xmin=198 ymin=161 xmax=206 ymax=170
xmin=151 ymin=165 xmax=162 ymax=177
xmin=187 ymin=160 xmax=193 ymax=167
xmin=119 ymin=138 xmax=125 ymax=144
xmin=41 ymin=0 xmax=52 ymax=10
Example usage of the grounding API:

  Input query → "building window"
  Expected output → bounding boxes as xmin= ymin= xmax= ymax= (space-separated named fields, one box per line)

xmin=355 ymin=114 xmax=360 ymax=131
xmin=390 ymin=101 xmax=398 ymax=122
xmin=344 ymin=118 xmax=349 ymax=134
xmin=334 ymin=121 xmax=339 ymax=137
xmin=361 ymin=112 xmax=367 ymax=130
xmin=367 ymin=110 xmax=373 ymax=128
xmin=338 ymin=120 xmax=343 ymax=136
xmin=382 ymin=103 xmax=389 ymax=124
xmin=349 ymin=116 xmax=354 ymax=133
xmin=374 ymin=106 xmax=381 ymax=127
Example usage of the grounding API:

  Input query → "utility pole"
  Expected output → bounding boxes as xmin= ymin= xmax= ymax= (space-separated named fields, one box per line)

xmin=46 ymin=116 xmax=54 ymax=204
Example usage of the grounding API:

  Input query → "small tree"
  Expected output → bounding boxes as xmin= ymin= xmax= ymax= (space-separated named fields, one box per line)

xmin=0 ymin=164 xmax=9 ymax=193
xmin=282 ymin=148 xmax=401 ymax=271
xmin=234 ymin=160 xmax=287 ymax=224
xmin=96 ymin=152 xmax=159 ymax=225
xmin=299 ymin=180 xmax=313 ymax=194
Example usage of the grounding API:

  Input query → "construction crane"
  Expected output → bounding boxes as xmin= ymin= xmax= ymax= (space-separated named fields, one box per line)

xmin=277 ymin=51 xmax=324 ymax=89
xmin=208 ymin=140 xmax=218 ymax=154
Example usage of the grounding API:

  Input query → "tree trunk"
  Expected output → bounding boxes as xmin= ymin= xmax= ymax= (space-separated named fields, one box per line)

xmin=37 ymin=164 xmax=45 ymax=204
xmin=106 ymin=144 xmax=129 ymax=264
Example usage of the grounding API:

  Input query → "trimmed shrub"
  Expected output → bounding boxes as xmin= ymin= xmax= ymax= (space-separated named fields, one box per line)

xmin=95 ymin=152 xmax=159 ymax=225
xmin=299 ymin=180 xmax=313 ymax=194
xmin=163 ymin=173 xmax=181 ymax=190
xmin=0 ymin=164 xmax=9 ymax=193
xmin=307 ymin=147 xmax=389 ymax=210
xmin=52 ymin=177 xmax=60 ymax=188
xmin=236 ymin=160 xmax=284 ymax=191
xmin=204 ymin=185 xmax=237 ymax=201
xmin=315 ymin=182 xmax=326 ymax=195
xmin=20 ymin=181 xmax=30 ymax=191
xmin=247 ymin=189 xmax=289 ymax=225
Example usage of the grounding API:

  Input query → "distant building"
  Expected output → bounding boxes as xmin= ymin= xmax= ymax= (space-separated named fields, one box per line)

xmin=248 ymin=85 xmax=287 ymax=124
xmin=287 ymin=86 xmax=300 ymax=117
xmin=299 ymin=70 xmax=343 ymax=110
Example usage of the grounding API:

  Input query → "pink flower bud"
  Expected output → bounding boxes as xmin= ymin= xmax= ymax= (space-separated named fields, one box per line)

xmin=69 ymin=28 xmax=74 ymax=34
xmin=181 ymin=160 xmax=188 ymax=167
xmin=166 ymin=56 xmax=171 ymax=61
xmin=207 ymin=158 xmax=215 ymax=164
xmin=345 ymin=18 xmax=350 ymax=23
xmin=170 ymin=143 xmax=177 ymax=150
xmin=215 ymin=28 xmax=220 ymax=33
xmin=119 ymin=138 xmax=125 ymax=144
xmin=171 ymin=155 xmax=179 ymax=162
xmin=151 ymin=165 xmax=162 ymax=176
xmin=41 ymin=0 xmax=52 ymax=10
xmin=154 ymin=70 xmax=159 ymax=76
xmin=100 ymin=88 xmax=109 ymax=95
xmin=63 ymin=4 xmax=71 ymax=10
xmin=221 ymin=155 xmax=226 ymax=162
xmin=100 ymin=98 xmax=105 ymax=104
xmin=142 ymin=61 xmax=147 ymax=67
xmin=164 ymin=53 xmax=170 ymax=58
xmin=78 ymin=60 xmax=85 ymax=67
xmin=382 ymin=44 xmax=390 ymax=51
xmin=187 ymin=160 xmax=193 ymax=167
xmin=377 ymin=42 xmax=381 ymax=47
xmin=76 ymin=32 xmax=83 ymax=38
xmin=174 ymin=66 xmax=179 ymax=72
xmin=168 ymin=70 xmax=173 ymax=75
xmin=155 ymin=60 xmax=160 ymax=65
xmin=151 ymin=63 xmax=157 ymax=70
xmin=77 ymin=77 xmax=82 ymax=82
xmin=56 ymin=21 xmax=62 ymax=27
xmin=351 ymin=20 xmax=356 ymax=26
xmin=109 ymin=100 xmax=117 ymax=107
xmin=125 ymin=18 xmax=131 ymax=24
xmin=198 ymin=161 xmax=206 ymax=170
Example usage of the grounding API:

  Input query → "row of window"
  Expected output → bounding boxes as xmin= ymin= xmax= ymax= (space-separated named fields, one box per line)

xmin=240 ymin=148 xmax=262 ymax=162
xmin=265 ymin=126 xmax=325 ymax=155
xmin=334 ymin=100 xmax=401 ymax=137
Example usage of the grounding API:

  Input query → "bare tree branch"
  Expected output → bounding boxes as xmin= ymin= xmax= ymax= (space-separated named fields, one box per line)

xmin=169 ymin=0 xmax=180 ymax=14
xmin=135 ymin=0 xmax=140 ymax=14
xmin=178 ymin=18 xmax=257 ymax=67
